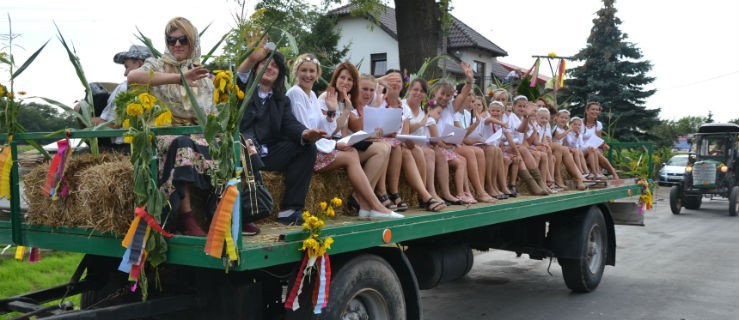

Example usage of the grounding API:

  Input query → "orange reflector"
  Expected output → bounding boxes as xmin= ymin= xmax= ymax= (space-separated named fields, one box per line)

xmin=382 ymin=229 xmax=392 ymax=243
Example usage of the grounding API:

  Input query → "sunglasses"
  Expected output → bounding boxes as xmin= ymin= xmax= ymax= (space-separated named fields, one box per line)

xmin=166 ymin=35 xmax=189 ymax=46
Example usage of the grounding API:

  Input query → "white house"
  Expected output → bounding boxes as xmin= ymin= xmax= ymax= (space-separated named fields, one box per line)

xmin=330 ymin=4 xmax=510 ymax=90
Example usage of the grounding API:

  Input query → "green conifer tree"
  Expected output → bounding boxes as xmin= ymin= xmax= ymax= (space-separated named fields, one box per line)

xmin=563 ymin=0 xmax=659 ymax=141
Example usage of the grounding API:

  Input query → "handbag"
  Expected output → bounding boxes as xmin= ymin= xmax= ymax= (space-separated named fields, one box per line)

xmin=239 ymin=133 xmax=274 ymax=223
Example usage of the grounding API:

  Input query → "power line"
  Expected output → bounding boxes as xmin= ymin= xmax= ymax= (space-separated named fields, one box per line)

xmin=661 ymin=70 xmax=739 ymax=90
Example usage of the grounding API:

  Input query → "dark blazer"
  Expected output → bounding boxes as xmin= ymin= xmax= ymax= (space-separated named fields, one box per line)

xmin=239 ymin=87 xmax=306 ymax=148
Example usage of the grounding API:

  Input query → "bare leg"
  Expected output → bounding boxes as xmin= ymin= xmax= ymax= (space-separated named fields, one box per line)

xmin=319 ymin=149 xmax=392 ymax=213
xmin=386 ymin=145 xmax=403 ymax=194
xmin=434 ymin=148 xmax=458 ymax=201
xmin=423 ymin=147 xmax=439 ymax=199
xmin=358 ymin=141 xmax=391 ymax=190
xmin=450 ymin=157 xmax=467 ymax=198
xmin=456 ymin=145 xmax=492 ymax=201
xmin=401 ymin=147 xmax=432 ymax=202
xmin=412 ymin=145 xmax=426 ymax=185
xmin=597 ymin=152 xmax=619 ymax=179
xmin=498 ymin=154 xmax=512 ymax=194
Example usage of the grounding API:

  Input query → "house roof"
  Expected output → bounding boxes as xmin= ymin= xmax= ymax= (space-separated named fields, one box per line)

xmin=330 ymin=4 xmax=508 ymax=57
xmin=498 ymin=60 xmax=551 ymax=83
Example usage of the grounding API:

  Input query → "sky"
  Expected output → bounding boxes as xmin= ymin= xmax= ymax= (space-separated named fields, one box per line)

xmin=3 ymin=0 xmax=738 ymax=123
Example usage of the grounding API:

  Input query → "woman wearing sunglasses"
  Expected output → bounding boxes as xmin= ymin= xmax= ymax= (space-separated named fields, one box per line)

xmin=127 ymin=17 xmax=217 ymax=237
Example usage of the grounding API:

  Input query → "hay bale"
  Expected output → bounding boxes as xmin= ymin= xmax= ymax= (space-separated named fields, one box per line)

xmin=23 ymin=153 xmax=131 ymax=233
xmin=262 ymin=170 xmax=418 ymax=218
xmin=74 ymin=160 xmax=134 ymax=234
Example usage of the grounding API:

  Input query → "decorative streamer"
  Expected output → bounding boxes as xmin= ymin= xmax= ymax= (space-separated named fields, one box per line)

xmin=0 ymin=140 xmax=13 ymax=199
xmin=29 ymin=248 xmax=42 ymax=263
xmin=135 ymin=207 xmax=174 ymax=238
xmin=556 ymin=58 xmax=566 ymax=89
xmin=284 ymin=256 xmax=310 ymax=311
xmin=205 ymin=184 xmax=238 ymax=258
xmin=529 ymin=58 xmax=541 ymax=88
xmin=41 ymin=138 xmax=72 ymax=200
xmin=14 ymin=245 xmax=26 ymax=261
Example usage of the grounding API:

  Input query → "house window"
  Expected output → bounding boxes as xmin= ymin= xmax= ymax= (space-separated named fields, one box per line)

xmin=371 ymin=53 xmax=387 ymax=77
xmin=473 ymin=60 xmax=485 ymax=90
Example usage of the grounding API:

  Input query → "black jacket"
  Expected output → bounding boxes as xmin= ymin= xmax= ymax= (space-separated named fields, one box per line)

xmin=239 ymin=87 xmax=307 ymax=148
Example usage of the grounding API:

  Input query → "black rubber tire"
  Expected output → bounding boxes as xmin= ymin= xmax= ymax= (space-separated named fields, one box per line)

xmin=669 ymin=186 xmax=682 ymax=215
xmin=559 ymin=206 xmax=608 ymax=293
xmin=684 ymin=195 xmax=702 ymax=210
xmin=729 ymin=186 xmax=739 ymax=217
xmin=319 ymin=254 xmax=406 ymax=320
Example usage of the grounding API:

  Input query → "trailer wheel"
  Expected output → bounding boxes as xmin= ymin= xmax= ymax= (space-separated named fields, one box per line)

xmin=729 ymin=186 xmax=739 ymax=216
xmin=683 ymin=195 xmax=702 ymax=210
xmin=320 ymin=254 xmax=405 ymax=320
xmin=559 ymin=206 xmax=608 ymax=293
xmin=669 ymin=186 xmax=682 ymax=215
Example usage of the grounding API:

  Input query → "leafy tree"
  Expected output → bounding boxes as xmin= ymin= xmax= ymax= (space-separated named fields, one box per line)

xmin=730 ymin=118 xmax=739 ymax=125
xmin=10 ymin=102 xmax=78 ymax=144
xmin=562 ymin=0 xmax=659 ymax=142
xmin=650 ymin=116 xmax=705 ymax=148
xmin=705 ymin=111 xmax=714 ymax=123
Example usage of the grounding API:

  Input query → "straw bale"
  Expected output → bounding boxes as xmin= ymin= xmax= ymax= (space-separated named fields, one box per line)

xmin=262 ymin=169 xmax=418 ymax=219
xmin=23 ymin=153 xmax=131 ymax=232
xmin=74 ymin=160 xmax=134 ymax=234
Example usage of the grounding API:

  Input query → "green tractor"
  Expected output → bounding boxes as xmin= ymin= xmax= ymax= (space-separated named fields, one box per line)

xmin=670 ymin=123 xmax=739 ymax=216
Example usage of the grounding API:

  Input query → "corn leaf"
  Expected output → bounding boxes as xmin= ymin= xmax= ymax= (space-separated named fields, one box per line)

xmin=54 ymin=23 xmax=93 ymax=127
xmin=135 ymin=27 xmax=162 ymax=59
xmin=11 ymin=40 xmax=48 ymax=80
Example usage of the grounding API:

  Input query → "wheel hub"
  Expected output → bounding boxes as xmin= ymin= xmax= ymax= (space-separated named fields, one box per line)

xmin=586 ymin=225 xmax=603 ymax=273
xmin=341 ymin=288 xmax=389 ymax=320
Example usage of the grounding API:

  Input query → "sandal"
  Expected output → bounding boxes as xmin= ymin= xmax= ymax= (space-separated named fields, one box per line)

xmin=421 ymin=197 xmax=445 ymax=212
xmin=507 ymin=185 xmax=518 ymax=198
xmin=442 ymin=197 xmax=465 ymax=205
xmin=389 ymin=193 xmax=409 ymax=212
xmin=377 ymin=194 xmax=397 ymax=210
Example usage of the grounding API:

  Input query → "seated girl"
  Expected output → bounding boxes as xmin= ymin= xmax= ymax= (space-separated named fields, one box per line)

xmin=286 ymin=53 xmax=402 ymax=219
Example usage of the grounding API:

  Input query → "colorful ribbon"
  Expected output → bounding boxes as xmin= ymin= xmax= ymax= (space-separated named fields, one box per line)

xmin=284 ymin=256 xmax=310 ymax=311
xmin=556 ymin=58 xmax=566 ymax=89
xmin=135 ymin=207 xmax=174 ymax=238
xmin=529 ymin=58 xmax=540 ymax=88
xmin=0 ymin=143 xmax=13 ymax=199
xmin=205 ymin=182 xmax=239 ymax=259
xmin=41 ymin=138 xmax=72 ymax=200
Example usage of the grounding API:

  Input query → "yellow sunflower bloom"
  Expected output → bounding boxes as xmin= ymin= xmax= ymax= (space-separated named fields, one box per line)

xmin=154 ymin=110 xmax=172 ymax=127
xmin=123 ymin=135 xmax=133 ymax=144
xmin=326 ymin=206 xmax=335 ymax=217
xmin=126 ymin=103 xmax=144 ymax=116
xmin=319 ymin=201 xmax=328 ymax=211
xmin=122 ymin=119 xmax=130 ymax=129
xmin=331 ymin=197 xmax=342 ymax=207
xmin=236 ymin=88 xmax=245 ymax=100
xmin=137 ymin=93 xmax=157 ymax=111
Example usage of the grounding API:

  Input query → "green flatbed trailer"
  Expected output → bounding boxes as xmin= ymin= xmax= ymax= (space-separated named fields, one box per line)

xmin=0 ymin=128 xmax=645 ymax=320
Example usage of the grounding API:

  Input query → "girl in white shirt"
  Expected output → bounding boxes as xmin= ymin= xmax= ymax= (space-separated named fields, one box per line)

xmin=550 ymin=110 xmax=587 ymax=189
xmin=466 ymin=96 xmax=508 ymax=200
xmin=508 ymin=96 xmax=549 ymax=195
xmin=486 ymin=101 xmax=516 ymax=197
xmin=287 ymin=53 xmax=402 ymax=219
xmin=583 ymin=102 xmax=619 ymax=179
xmin=566 ymin=116 xmax=600 ymax=179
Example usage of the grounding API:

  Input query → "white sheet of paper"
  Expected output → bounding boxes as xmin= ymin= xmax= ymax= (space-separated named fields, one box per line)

xmin=484 ymin=129 xmax=503 ymax=145
xmin=441 ymin=126 xmax=466 ymax=145
xmin=338 ymin=130 xmax=373 ymax=146
xmin=396 ymin=134 xmax=429 ymax=145
xmin=583 ymin=135 xmax=605 ymax=149
xmin=315 ymin=138 xmax=336 ymax=153
xmin=363 ymin=107 xmax=402 ymax=135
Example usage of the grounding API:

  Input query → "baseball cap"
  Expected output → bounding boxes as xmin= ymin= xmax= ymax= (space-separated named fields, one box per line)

xmin=113 ymin=45 xmax=152 ymax=64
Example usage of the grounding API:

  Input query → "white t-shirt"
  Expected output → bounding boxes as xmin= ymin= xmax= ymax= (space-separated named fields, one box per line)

xmin=581 ymin=120 xmax=603 ymax=145
xmin=437 ymin=99 xmax=456 ymax=135
xmin=286 ymin=85 xmax=321 ymax=129
xmin=552 ymin=125 xmax=567 ymax=144
xmin=564 ymin=130 xmax=583 ymax=150
xmin=454 ymin=109 xmax=473 ymax=129
xmin=506 ymin=113 xmax=524 ymax=144
xmin=403 ymin=101 xmax=430 ymax=137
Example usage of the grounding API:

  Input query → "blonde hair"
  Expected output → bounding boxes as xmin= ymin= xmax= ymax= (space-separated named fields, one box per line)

xmin=570 ymin=116 xmax=583 ymax=125
xmin=536 ymin=107 xmax=550 ymax=117
xmin=489 ymin=100 xmax=505 ymax=111
xmin=165 ymin=17 xmax=197 ymax=55
xmin=291 ymin=53 xmax=321 ymax=82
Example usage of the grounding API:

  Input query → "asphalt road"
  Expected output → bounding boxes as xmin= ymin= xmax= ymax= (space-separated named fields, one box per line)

xmin=421 ymin=188 xmax=739 ymax=320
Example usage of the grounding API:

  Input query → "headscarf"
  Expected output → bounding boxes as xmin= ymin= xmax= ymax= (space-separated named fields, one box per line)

xmin=138 ymin=17 xmax=214 ymax=126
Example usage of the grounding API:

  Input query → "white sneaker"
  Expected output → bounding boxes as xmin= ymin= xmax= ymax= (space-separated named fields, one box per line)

xmin=358 ymin=209 xmax=371 ymax=217
xmin=366 ymin=210 xmax=405 ymax=219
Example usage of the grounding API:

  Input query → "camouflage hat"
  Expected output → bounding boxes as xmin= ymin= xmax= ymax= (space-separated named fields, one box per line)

xmin=113 ymin=45 xmax=152 ymax=64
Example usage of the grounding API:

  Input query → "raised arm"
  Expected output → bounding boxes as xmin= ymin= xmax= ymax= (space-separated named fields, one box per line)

xmin=451 ymin=62 xmax=474 ymax=113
